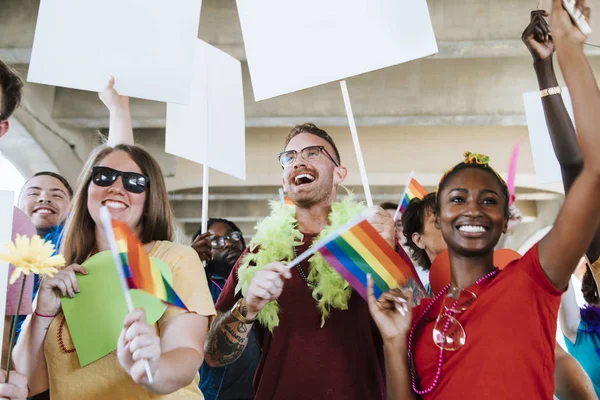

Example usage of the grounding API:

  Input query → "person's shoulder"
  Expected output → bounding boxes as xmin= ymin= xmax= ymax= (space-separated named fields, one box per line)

xmin=151 ymin=241 xmax=201 ymax=263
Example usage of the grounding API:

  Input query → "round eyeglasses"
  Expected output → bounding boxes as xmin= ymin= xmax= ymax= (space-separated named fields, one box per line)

xmin=211 ymin=231 xmax=243 ymax=249
xmin=277 ymin=145 xmax=339 ymax=168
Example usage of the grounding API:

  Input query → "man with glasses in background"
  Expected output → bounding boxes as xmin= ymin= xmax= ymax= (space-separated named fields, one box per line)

xmin=192 ymin=219 xmax=259 ymax=400
xmin=204 ymin=123 xmax=394 ymax=400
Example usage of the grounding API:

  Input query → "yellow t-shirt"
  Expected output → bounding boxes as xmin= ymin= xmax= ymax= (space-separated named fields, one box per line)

xmin=44 ymin=241 xmax=216 ymax=400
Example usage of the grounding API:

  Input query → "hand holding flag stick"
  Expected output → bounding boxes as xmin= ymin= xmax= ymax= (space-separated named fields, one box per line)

xmin=286 ymin=209 xmax=421 ymax=300
xmin=99 ymin=207 xmax=154 ymax=384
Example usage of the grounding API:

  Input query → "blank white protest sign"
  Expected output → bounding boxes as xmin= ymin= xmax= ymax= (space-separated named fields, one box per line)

xmin=0 ymin=192 xmax=14 ymax=342
xmin=28 ymin=0 xmax=202 ymax=104
xmin=523 ymin=88 xmax=574 ymax=185
xmin=165 ymin=40 xmax=246 ymax=180
xmin=237 ymin=0 xmax=438 ymax=101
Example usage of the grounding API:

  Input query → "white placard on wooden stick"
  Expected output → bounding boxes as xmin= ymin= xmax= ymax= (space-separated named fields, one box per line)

xmin=523 ymin=88 xmax=574 ymax=185
xmin=340 ymin=80 xmax=372 ymax=207
xmin=166 ymin=39 xmax=246 ymax=180
xmin=28 ymin=0 xmax=202 ymax=104
xmin=237 ymin=0 xmax=438 ymax=101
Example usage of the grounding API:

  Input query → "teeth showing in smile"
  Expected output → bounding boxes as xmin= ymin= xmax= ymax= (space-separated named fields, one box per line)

xmin=35 ymin=209 xmax=53 ymax=214
xmin=295 ymin=173 xmax=315 ymax=185
xmin=459 ymin=225 xmax=486 ymax=233
xmin=104 ymin=200 xmax=127 ymax=209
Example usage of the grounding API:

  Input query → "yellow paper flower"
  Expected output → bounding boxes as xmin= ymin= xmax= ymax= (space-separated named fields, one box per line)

xmin=0 ymin=235 xmax=65 ymax=284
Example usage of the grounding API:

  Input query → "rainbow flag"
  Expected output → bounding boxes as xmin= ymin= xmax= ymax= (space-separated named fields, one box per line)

xmin=112 ymin=220 xmax=187 ymax=310
xmin=398 ymin=176 xmax=428 ymax=214
xmin=317 ymin=219 xmax=418 ymax=300
xmin=279 ymin=188 xmax=294 ymax=206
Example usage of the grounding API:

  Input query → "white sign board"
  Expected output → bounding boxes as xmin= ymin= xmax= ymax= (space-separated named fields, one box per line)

xmin=0 ymin=192 xmax=13 ymax=342
xmin=165 ymin=40 xmax=246 ymax=180
xmin=523 ymin=88 xmax=574 ymax=185
xmin=28 ymin=0 xmax=202 ymax=104
xmin=237 ymin=0 xmax=438 ymax=101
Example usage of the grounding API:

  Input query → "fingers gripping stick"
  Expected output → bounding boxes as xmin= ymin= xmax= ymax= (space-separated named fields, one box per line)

xmin=562 ymin=0 xmax=593 ymax=35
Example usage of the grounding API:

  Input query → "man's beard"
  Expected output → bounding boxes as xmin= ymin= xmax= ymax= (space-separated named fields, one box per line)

xmin=290 ymin=181 xmax=333 ymax=209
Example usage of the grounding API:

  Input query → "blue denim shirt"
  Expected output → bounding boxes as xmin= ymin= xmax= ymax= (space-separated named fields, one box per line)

xmin=200 ymin=274 xmax=258 ymax=400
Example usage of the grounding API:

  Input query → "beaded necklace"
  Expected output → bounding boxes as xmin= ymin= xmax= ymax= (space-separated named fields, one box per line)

xmin=292 ymin=246 xmax=316 ymax=286
xmin=408 ymin=267 xmax=500 ymax=395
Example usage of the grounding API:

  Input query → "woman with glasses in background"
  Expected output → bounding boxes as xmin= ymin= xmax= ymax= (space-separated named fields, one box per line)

xmin=13 ymin=85 xmax=215 ymax=399
xmin=367 ymin=2 xmax=600 ymax=398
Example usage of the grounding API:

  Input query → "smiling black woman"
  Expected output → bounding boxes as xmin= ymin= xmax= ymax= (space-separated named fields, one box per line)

xmin=367 ymin=0 xmax=600 ymax=397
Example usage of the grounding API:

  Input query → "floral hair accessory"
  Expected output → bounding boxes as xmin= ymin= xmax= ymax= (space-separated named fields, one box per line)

xmin=436 ymin=152 xmax=508 ymax=199
xmin=463 ymin=152 xmax=490 ymax=165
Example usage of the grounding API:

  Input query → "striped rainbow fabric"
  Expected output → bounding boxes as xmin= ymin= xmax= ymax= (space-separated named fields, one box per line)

xmin=112 ymin=220 xmax=187 ymax=310
xmin=317 ymin=219 xmax=418 ymax=300
xmin=399 ymin=177 xmax=428 ymax=214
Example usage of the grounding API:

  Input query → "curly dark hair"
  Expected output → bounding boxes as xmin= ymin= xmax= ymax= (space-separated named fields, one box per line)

xmin=402 ymin=193 xmax=437 ymax=270
xmin=582 ymin=266 xmax=599 ymax=305
xmin=283 ymin=123 xmax=341 ymax=165
xmin=0 ymin=59 xmax=24 ymax=120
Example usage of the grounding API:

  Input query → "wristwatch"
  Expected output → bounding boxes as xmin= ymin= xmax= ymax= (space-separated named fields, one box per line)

xmin=231 ymin=298 xmax=257 ymax=324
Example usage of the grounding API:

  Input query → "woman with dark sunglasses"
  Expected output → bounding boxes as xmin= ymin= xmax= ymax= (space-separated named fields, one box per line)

xmin=13 ymin=83 xmax=215 ymax=399
xmin=368 ymin=1 xmax=600 ymax=398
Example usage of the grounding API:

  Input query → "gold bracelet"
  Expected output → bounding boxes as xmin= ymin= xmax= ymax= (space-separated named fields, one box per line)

xmin=231 ymin=298 xmax=256 ymax=324
xmin=540 ymin=86 xmax=562 ymax=98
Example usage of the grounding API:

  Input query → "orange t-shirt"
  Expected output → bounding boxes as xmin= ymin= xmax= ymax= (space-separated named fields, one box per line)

xmin=411 ymin=244 xmax=562 ymax=399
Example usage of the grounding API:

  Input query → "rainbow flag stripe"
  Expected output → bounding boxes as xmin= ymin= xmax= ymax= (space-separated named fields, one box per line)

xmin=283 ymin=196 xmax=294 ymax=206
xmin=317 ymin=219 xmax=417 ymax=300
xmin=112 ymin=220 xmax=187 ymax=310
xmin=399 ymin=178 xmax=428 ymax=213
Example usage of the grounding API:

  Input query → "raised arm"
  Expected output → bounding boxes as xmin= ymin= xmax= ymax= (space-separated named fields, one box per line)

xmin=538 ymin=0 xmax=600 ymax=290
xmin=523 ymin=11 xmax=600 ymax=263
xmin=366 ymin=277 xmax=416 ymax=400
xmin=99 ymin=77 xmax=134 ymax=147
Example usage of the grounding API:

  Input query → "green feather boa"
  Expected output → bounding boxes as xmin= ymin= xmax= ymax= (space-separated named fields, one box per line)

xmin=235 ymin=196 xmax=365 ymax=332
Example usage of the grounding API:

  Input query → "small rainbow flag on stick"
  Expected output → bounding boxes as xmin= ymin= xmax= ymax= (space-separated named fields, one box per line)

xmin=287 ymin=214 xmax=421 ymax=300
xmin=394 ymin=172 xmax=428 ymax=220
xmin=111 ymin=219 xmax=187 ymax=310
xmin=278 ymin=188 xmax=294 ymax=206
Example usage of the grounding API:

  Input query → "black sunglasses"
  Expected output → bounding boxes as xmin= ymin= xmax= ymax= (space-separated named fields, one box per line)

xmin=91 ymin=166 xmax=150 ymax=194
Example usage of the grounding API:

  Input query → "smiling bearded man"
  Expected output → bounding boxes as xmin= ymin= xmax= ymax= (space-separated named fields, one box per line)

xmin=203 ymin=123 xmax=397 ymax=400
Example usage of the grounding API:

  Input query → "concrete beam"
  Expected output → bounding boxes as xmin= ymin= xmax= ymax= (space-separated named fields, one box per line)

xmin=53 ymin=56 xmax=590 ymax=130
xmin=5 ymin=41 xmax=600 ymax=68
xmin=168 ymin=191 xmax=559 ymax=202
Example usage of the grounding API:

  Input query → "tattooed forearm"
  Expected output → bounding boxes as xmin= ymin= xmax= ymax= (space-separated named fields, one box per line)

xmin=402 ymin=277 xmax=429 ymax=307
xmin=204 ymin=310 xmax=253 ymax=367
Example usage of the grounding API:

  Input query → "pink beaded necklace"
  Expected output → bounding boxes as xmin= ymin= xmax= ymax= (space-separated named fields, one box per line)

xmin=408 ymin=267 xmax=500 ymax=395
